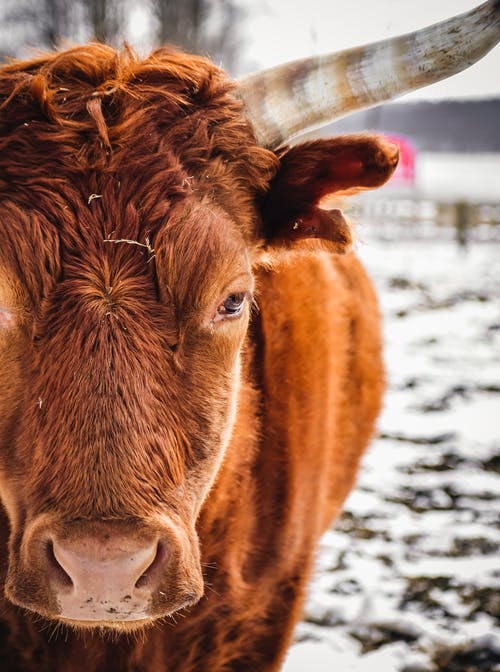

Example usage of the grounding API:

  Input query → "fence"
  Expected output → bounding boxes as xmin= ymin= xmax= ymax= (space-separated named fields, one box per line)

xmin=351 ymin=196 xmax=500 ymax=245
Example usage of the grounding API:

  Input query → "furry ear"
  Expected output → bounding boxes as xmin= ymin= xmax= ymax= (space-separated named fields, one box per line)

xmin=261 ymin=134 xmax=399 ymax=252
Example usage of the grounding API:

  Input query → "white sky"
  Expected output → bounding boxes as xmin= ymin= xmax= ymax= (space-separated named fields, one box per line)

xmin=237 ymin=0 xmax=500 ymax=100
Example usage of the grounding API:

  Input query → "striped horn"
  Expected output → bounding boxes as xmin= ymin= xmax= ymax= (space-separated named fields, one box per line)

xmin=237 ymin=0 xmax=500 ymax=149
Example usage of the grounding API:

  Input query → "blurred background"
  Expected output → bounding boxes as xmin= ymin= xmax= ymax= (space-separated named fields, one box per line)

xmin=1 ymin=2 xmax=498 ymax=670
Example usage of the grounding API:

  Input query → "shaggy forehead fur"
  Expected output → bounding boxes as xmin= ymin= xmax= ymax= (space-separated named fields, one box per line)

xmin=0 ymin=44 xmax=278 ymax=305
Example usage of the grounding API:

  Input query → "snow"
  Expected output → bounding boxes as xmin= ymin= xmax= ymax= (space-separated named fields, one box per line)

xmin=283 ymin=234 xmax=500 ymax=671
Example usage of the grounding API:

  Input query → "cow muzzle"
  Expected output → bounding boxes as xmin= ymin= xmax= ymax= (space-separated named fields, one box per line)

xmin=6 ymin=517 xmax=204 ymax=628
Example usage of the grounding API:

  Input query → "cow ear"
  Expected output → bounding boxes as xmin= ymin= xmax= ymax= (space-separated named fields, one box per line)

xmin=260 ymin=134 xmax=399 ymax=253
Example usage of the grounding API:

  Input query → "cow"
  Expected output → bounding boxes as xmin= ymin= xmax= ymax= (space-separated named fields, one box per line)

xmin=0 ymin=2 xmax=498 ymax=671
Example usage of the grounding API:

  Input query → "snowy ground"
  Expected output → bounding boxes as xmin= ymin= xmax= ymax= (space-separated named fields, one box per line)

xmin=283 ymin=232 xmax=500 ymax=672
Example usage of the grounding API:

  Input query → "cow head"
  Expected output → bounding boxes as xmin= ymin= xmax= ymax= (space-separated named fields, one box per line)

xmin=0 ymin=1 xmax=497 ymax=631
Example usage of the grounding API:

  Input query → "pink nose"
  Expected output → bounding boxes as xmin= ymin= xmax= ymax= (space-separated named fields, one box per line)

xmin=47 ymin=535 xmax=163 ymax=622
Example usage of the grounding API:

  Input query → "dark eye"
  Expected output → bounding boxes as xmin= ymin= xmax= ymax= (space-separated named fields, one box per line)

xmin=217 ymin=292 xmax=247 ymax=318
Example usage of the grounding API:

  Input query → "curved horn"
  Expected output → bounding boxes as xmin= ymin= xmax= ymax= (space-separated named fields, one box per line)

xmin=237 ymin=0 xmax=500 ymax=149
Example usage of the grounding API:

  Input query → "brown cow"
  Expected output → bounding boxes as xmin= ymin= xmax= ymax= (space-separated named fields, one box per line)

xmin=0 ymin=3 xmax=498 ymax=671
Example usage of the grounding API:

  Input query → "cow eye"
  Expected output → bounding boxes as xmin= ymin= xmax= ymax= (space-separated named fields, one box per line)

xmin=217 ymin=292 xmax=247 ymax=319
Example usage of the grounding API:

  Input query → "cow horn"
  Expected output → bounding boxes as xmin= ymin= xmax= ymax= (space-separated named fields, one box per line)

xmin=237 ymin=0 xmax=500 ymax=149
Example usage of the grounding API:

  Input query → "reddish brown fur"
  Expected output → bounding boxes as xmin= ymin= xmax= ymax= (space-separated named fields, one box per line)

xmin=0 ymin=44 xmax=395 ymax=671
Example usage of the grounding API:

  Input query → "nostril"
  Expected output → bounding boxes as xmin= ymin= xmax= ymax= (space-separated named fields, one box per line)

xmin=45 ymin=539 xmax=73 ymax=589
xmin=135 ymin=541 xmax=166 ymax=589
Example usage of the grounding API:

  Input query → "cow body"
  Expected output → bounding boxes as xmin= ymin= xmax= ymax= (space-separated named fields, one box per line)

xmin=0 ymin=5 xmax=491 ymax=666
xmin=0 ymin=45 xmax=386 ymax=671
